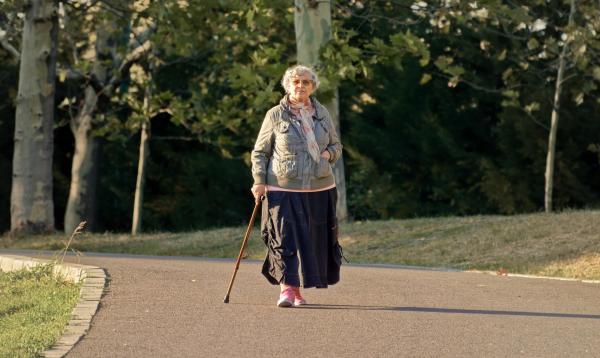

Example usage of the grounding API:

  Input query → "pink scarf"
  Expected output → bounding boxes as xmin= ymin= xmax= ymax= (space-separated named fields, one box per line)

xmin=288 ymin=96 xmax=320 ymax=163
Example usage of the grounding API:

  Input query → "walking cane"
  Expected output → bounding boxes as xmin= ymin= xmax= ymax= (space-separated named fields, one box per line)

xmin=223 ymin=195 xmax=264 ymax=303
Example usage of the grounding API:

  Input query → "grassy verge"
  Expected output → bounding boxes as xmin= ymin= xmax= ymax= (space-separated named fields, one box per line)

xmin=1 ymin=209 xmax=599 ymax=280
xmin=0 ymin=264 xmax=81 ymax=357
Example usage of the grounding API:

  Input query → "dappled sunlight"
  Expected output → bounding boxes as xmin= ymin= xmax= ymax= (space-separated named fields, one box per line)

xmin=538 ymin=253 xmax=600 ymax=280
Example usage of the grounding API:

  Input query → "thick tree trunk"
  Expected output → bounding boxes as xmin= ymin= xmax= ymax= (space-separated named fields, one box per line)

xmin=544 ymin=0 xmax=576 ymax=213
xmin=323 ymin=88 xmax=348 ymax=219
xmin=64 ymin=22 xmax=113 ymax=233
xmin=10 ymin=0 xmax=58 ymax=234
xmin=294 ymin=0 xmax=348 ymax=221
xmin=64 ymin=93 xmax=101 ymax=233
xmin=131 ymin=87 xmax=151 ymax=235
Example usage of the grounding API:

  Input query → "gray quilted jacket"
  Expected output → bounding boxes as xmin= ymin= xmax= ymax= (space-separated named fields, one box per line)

xmin=251 ymin=96 xmax=343 ymax=190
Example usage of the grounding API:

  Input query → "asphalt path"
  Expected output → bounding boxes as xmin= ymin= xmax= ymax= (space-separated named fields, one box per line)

xmin=4 ymin=250 xmax=600 ymax=357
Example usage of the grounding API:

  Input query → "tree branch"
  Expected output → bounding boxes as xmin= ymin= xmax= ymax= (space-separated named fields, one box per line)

xmin=58 ymin=68 xmax=105 ymax=91
xmin=559 ymin=73 xmax=578 ymax=86
xmin=105 ymin=39 xmax=152 ymax=91
xmin=151 ymin=136 xmax=197 ymax=141
xmin=434 ymin=72 xmax=509 ymax=94
xmin=523 ymin=110 xmax=550 ymax=132
xmin=0 ymin=28 xmax=20 ymax=60
xmin=97 ymin=0 xmax=131 ymax=16
xmin=100 ymin=20 xmax=156 ymax=96
xmin=96 ymin=0 xmax=129 ymax=19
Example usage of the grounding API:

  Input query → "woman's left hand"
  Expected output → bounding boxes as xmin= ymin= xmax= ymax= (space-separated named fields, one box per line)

xmin=320 ymin=149 xmax=331 ymax=161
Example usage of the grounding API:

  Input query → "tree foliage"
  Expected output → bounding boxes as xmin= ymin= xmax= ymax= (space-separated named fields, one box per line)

xmin=1 ymin=0 xmax=600 ymax=232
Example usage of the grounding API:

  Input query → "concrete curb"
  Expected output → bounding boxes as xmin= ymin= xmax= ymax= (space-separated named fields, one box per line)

xmin=0 ymin=254 xmax=107 ymax=358
xmin=342 ymin=262 xmax=600 ymax=284
xmin=465 ymin=269 xmax=600 ymax=284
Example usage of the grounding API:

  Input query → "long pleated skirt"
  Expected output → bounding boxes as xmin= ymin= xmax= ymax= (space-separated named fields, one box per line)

xmin=260 ymin=188 xmax=342 ymax=288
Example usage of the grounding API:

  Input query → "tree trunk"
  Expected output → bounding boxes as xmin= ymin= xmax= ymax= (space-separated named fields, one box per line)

xmin=131 ymin=87 xmax=151 ymax=235
xmin=63 ymin=94 xmax=101 ymax=233
xmin=544 ymin=0 xmax=576 ymax=213
xmin=64 ymin=21 xmax=113 ymax=233
xmin=294 ymin=0 xmax=348 ymax=221
xmin=324 ymin=88 xmax=348 ymax=220
xmin=10 ymin=0 xmax=58 ymax=234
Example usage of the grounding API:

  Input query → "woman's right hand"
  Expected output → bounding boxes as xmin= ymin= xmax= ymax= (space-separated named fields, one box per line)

xmin=251 ymin=184 xmax=266 ymax=200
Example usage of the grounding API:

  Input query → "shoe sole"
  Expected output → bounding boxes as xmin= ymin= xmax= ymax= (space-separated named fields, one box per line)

xmin=277 ymin=300 xmax=293 ymax=308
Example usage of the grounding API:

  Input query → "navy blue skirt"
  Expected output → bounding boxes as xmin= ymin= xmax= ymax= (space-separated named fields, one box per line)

xmin=260 ymin=188 xmax=342 ymax=288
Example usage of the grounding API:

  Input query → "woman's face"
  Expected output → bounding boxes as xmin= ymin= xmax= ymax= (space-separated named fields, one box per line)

xmin=289 ymin=72 xmax=314 ymax=102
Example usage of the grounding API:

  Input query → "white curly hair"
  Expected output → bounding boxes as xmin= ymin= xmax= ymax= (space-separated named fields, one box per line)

xmin=281 ymin=65 xmax=320 ymax=94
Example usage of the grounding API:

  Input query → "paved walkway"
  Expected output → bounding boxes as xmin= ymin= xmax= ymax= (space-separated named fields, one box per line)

xmin=5 ymin=251 xmax=600 ymax=357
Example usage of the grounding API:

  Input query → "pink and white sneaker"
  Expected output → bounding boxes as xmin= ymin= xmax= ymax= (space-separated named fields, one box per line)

xmin=292 ymin=286 xmax=307 ymax=306
xmin=277 ymin=287 xmax=294 ymax=308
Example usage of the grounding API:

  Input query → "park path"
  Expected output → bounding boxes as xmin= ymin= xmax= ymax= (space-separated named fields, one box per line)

xmin=7 ymin=251 xmax=600 ymax=357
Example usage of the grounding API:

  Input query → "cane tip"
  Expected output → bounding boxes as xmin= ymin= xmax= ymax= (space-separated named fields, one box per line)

xmin=223 ymin=295 xmax=229 ymax=304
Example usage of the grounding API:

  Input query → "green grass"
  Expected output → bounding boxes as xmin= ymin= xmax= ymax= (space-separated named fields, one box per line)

xmin=2 ymin=209 xmax=600 ymax=280
xmin=0 ymin=264 xmax=81 ymax=357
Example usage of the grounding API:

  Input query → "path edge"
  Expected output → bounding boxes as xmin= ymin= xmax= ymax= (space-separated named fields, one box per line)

xmin=0 ymin=254 xmax=107 ymax=358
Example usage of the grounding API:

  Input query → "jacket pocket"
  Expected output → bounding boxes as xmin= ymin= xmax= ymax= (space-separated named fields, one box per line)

xmin=274 ymin=154 xmax=298 ymax=178
xmin=276 ymin=120 xmax=302 ymax=151
xmin=277 ymin=121 xmax=290 ymax=133
xmin=315 ymin=156 xmax=332 ymax=178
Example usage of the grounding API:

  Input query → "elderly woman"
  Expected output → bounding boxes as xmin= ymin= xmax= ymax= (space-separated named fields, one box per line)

xmin=250 ymin=65 xmax=344 ymax=307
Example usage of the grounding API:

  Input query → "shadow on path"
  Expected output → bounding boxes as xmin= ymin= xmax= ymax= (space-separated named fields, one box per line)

xmin=298 ymin=304 xmax=600 ymax=320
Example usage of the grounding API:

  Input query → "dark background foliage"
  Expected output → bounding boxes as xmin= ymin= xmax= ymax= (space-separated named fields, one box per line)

xmin=1 ymin=1 xmax=599 ymax=233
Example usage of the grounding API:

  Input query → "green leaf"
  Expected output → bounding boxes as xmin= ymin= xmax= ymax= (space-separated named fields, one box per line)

xmin=524 ymin=102 xmax=540 ymax=113
xmin=420 ymin=73 xmax=432 ymax=85
xmin=573 ymin=92 xmax=584 ymax=106
xmin=593 ymin=67 xmax=600 ymax=81
xmin=497 ymin=49 xmax=507 ymax=61
xmin=434 ymin=55 xmax=453 ymax=71
xmin=246 ymin=9 xmax=255 ymax=28
xmin=527 ymin=38 xmax=539 ymax=50
xmin=502 ymin=68 xmax=513 ymax=82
